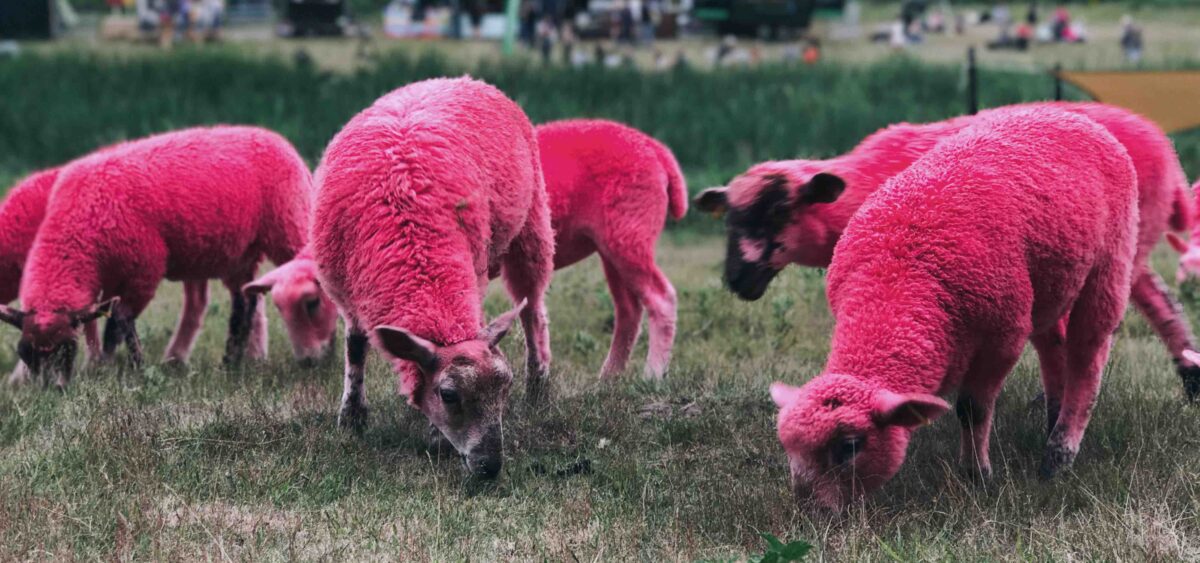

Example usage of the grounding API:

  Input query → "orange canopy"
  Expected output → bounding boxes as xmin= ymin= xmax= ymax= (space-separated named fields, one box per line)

xmin=1058 ymin=70 xmax=1200 ymax=134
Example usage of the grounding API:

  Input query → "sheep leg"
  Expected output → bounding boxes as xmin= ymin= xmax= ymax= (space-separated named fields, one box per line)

xmin=1030 ymin=317 xmax=1069 ymax=436
xmin=221 ymin=276 xmax=260 ymax=367
xmin=7 ymin=362 xmax=30 ymax=386
xmin=102 ymin=315 xmax=126 ymax=360
xmin=598 ymin=256 xmax=644 ymax=379
xmin=1040 ymin=268 xmax=1126 ymax=480
xmin=163 ymin=280 xmax=209 ymax=364
xmin=610 ymin=256 xmax=677 ymax=380
xmin=500 ymin=195 xmax=554 ymax=403
xmin=1128 ymin=267 xmax=1200 ymax=400
xmin=83 ymin=320 xmax=101 ymax=363
xmin=338 ymin=322 xmax=370 ymax=432
xmin=956 ymin=338 xmax=1022 ymax=480
xmin=247 ymin=295 xmax=269 ymax=361
xmin=108 ymin=302 xmax=143 ymax=368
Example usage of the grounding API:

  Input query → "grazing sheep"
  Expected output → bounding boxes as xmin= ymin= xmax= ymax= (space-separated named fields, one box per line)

xmin=243 ymin=247 xmax=338 ymax=365
xmin=261 ymin=119 xmax=687 ymax=379
xmin=1 ymin=169 xmax=95 ymax=383
xmin=534 ymin=119 xmax=687 ymax=378
xmin=770 ymin=107 xmax=1137 ymax=509
xmin=310 ymin=77 xmax=554 ymax=479
xmin=0 ymin=126 xmax=312 ymax=388
xmin=698 ymin=102 xmax=1198 ymax=397
xmin=0 ymin=167 xmax=216 ymax=384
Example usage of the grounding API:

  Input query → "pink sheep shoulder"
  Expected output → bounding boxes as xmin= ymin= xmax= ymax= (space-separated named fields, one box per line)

xmin=536 ymin=119 xmax=687 ymax=378
xmin=771 ymin=106 xmax=1138 ymax=509
xmin=0 ymin=125 xmax=312 ymax=388
xmin=311 ymin=77 xmax=553 ymax=479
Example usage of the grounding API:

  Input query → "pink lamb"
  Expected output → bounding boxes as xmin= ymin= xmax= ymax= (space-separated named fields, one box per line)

xmin=534 ymin=119 xmax=687 ymax=378
xmin=0 ymin=126 xmax=312 ymax=388
xmin=697 ymin=102 xmax=1199 ymax=398
xmin=311 ymin=77 xmax=554 ymax=479
xmin=254 ymin=119 xmax=686 ymax=379
xmin=769 ymin=106 xmax=1138 ymax=509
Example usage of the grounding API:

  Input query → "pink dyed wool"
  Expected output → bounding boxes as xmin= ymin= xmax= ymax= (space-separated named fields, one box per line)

xmin=771 ymin=107 xmax=1138 ymax=509
xmin=311 ymin=77 xmax=554 ymax=479
xmin=535 ymin=119 xmax=687 ymax=378
xmin=699 ymin=102 xmax=1198 ymax=397
xmin=262 ymin=118 xmax=688 ymax=378
xmin=0 ymin=126 xmax=313 ymax=388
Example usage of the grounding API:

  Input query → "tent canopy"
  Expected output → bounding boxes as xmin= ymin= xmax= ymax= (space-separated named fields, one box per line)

xmin=1058 ymin=70 xmax=1200 ymax=134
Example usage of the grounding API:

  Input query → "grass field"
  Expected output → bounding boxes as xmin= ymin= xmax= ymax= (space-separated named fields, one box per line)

xmin=2 ymin=239 xmax=1200 ymax=559
xmin=3 ymin=45 xmax=1200 ymax=560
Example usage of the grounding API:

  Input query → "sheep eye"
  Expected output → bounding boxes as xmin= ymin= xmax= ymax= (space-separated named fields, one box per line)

xmin=439 ymin=388 xmax=460 ymax=405
xmin=832 ymin=436 xmax=864 ymax=466
xmin=768 ymin=202 xmax=791 ymax=226
xmin=304 ymin=298 xmax=321 ymax=317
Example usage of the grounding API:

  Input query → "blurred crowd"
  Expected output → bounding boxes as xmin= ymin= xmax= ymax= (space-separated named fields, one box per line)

xmin=105 ymin=0 xmax=225 ymax=46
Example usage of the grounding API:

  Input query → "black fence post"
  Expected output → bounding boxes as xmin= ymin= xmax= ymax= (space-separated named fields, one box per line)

xmin=967 ymin=47 xmax=978 ymax=115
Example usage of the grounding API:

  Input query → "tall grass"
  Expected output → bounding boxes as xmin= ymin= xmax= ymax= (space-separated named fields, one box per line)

xmin=0 ymin=50 xmax=1085 ymax=177
xmin=1 ymin=48 xmax=1197 ymax=215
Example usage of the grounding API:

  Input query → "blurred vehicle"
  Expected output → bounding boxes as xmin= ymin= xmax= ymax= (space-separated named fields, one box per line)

xmin=280 ymin=0 xmax=345 ymax=36
xmin=692 ymin=0 xmax=840 ymax=38
xmin=1 ymin=0 xmax=58 ymax=39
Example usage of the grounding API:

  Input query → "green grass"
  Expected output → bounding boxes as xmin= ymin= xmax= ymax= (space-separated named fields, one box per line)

xmin=2 ymin=241 xmax=1200 ymax=559
xmin=3 ymin=49 xmax=1200 ymax=559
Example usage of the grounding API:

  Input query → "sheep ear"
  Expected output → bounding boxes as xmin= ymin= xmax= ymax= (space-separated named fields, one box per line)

xmin=1183 ymin=349 xmax=1200 ymax=366
xmin=770 ymin=382 xmax=801 ymax=408
xmin=694 ymin=187 xmax=729 ymax=217
xmin=871 ymin=389 xmax=949 ymax=428
xmin=799 ymin=173 xmax=846 ymax=204
xmin=68 ymin=297 xmax=119 ymax=326
xmin=0 ymin=305 xmax=26 ymax=329
xmin=243 ymin=264 xmax=292 ymax=296
xmin=479 ymin=298 xmax=526 ymax=347
xmin=1167 ymin=232 xmax=1190 ymax=254
xmin=374 ymin=326 xmax=440 ymax=374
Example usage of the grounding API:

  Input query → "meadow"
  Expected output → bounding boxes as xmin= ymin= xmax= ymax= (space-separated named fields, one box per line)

xmin=2 ymin=50 xmax=1200 ymax=559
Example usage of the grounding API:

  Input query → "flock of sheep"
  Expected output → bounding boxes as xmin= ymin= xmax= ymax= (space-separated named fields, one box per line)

xmin=1 ymin=76 xmax=1198 ymax=510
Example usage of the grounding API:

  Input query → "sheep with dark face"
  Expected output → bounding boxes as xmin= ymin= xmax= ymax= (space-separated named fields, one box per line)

xmin=700 ymin=102 xmax=1198 ymax=398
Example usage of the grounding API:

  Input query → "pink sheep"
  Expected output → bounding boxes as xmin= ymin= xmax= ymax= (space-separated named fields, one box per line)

xmin=0 ymin=126 xmax=312 ymax=388
xmin=0 ymin=169 xmax=96 ymax=383
xmin=257 ymin=118 xmax=686 ymax=379
xmin=310 ymin=77 xmax=554 ymax=479
xmin=697 ymin=102 xmax=1199 ymax=398
xmin=770 ymin=106 xmax=1138 ymax=509
xmin=534 ymin=119 xmax=687 ymax=378
xmin=0 ymin=165 xmax=215 ymax=383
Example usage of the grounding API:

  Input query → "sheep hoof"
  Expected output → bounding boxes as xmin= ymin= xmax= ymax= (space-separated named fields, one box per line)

xmin=338 ymin=402 xmax=369 ymax=433
xmin=1177 ymin=363 xmax=1200 ymax=401
xmin=1038 ymin=443 xmax=1075 ymax=480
